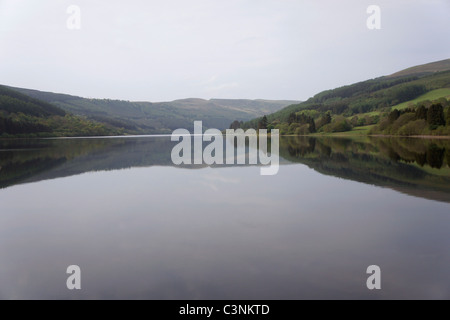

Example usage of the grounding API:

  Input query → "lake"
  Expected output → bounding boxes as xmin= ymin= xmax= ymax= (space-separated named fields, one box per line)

xmin=0 ymin=136 xmax=449 ymax=299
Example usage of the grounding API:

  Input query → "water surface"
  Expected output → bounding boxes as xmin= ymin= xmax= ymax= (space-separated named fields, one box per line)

xmin=0 ymin=136 xmax=449 ymax=299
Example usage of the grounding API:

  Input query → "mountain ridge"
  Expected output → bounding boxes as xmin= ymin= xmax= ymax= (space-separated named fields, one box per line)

xmin=5 ymin=85 xmax=298 ymax=133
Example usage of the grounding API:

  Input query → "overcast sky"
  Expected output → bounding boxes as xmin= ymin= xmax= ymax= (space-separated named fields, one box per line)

xmin=0 ymin=0 xmax=449 ymax=102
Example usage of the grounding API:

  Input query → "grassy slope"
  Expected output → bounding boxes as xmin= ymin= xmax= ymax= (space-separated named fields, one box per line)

xmin=311 ymin=125 xmax=376 ymax=137
xmin=388 ymin=58 xmax=450 ymax=78
xmin=392 ymin=88 xmax=450 ymax=110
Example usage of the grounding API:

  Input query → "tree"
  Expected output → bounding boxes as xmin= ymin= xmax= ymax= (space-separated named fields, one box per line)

xmin=427 ymin=103 xmax=445 ymax=129
xmin=329 ymin=116 xmax=352 ymax=133
xmin=446 ymin=107 xmax=450 ymax=126
xmin=288 ymin=112 xmax=297 ymax=125
xmin=0 ymin=115 xmax=6 ymax=134
xmin=388 ymin=109 xmax=400 ymax=123
xmin=258 ymin=115 xmax=268 ymax=130
xmin=229 ymin=120 xmax=241 ymax=130
xmin=308 ymin=117 xmax=316 ymax=133
xmin=415 ymin=105 xmax=427 ymax=120
xmin=324 ymin=112 xmax=332 ymax=125
xmin=351 ymin=116 xmax=359 ymax=127
xmin=437 ymin=97 xmax=449 ymax=108
xmin=316 ymin=112 xmax=332 ymax=130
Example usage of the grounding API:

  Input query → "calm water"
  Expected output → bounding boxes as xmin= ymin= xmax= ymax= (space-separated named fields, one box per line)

xmin=0 ymin=136 xmax=449 ymax=299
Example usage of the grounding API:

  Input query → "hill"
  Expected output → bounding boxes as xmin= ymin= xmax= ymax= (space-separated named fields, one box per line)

xmin=241 ymin=59 xmax=450 ymax=137
xmin=388 ymin=58 xmax=450 ymax=78
xmin=7 ymin=86 xmax=297 ymax=134
xmin=0 ymin=85 xmax=118 ymax=137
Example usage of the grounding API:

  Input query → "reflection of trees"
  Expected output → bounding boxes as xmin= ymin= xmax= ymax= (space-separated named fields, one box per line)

xmin=0 ymin=138 xmax=176 ymax=189
xmin=372 ymin=138 xmax=448 ymax=168
xmin=0 ymin=139 xmax=122 ymax=189
xmin=280 ymin=136 xmax=450 ymax=170
xmin=278 ymin=136 xmax=450 ymax=203
xmin=1 ymin=136 xmax=450 ymax=202
xmin=283 ymin=137 xmax=316 ymax=158
xmin=316 ymin=141 xmax=332 ymax=158
xmin=387 ymin=148 xmax=401 ymax=162
xmin=415 ymin=153 xmax=427 ymax=167
xmin=0 ymin=157 xmax=66 ymax=188
xmin=427 ymin=145 xmax=445 ymax=169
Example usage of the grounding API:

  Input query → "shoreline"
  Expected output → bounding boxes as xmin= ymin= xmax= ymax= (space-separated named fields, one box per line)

xmin=283 ymin=133 xmax=450 ymax=139
xmin=2 ymin=133 xmax=450 ymax=140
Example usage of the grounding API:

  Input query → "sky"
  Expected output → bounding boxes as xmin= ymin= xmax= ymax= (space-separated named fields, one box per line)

xmin=0 ymin=0 xmax=449 ymax=102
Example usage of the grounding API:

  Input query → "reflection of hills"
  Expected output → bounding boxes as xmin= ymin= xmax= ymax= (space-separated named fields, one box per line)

xmin=1 ymin=136 xmax=450 ymax=203
xmin=279 ymin=137 xmax=450 ymax=203
xmin=0 ymin=137 xmax=289 ymax=189
xmin=0 ymin=138 xmax=177 ymax=188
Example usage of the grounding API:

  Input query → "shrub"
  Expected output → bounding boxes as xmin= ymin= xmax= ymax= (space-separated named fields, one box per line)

xmin=322 ymin=116 xmax=353 ymax=133
xmin=397 ymin=119 xmax=427 ymax=136
xmin=294 ymin=124 xmax=311 ymax=135
xmin=391 ymin=113 xmax=416 ymax=134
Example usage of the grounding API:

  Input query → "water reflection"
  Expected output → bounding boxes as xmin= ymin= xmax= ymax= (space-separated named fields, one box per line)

xmin=279 ymin=136 xmax=450 ymax=203
xmin=1 ymin=136 xmax=449 ymax=202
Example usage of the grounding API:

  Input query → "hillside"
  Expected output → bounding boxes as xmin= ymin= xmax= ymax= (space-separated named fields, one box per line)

xmin=0 ymin=85 xmax=118 ymax=137
xmin=7 ymin=86 xmax=297 ymax=134
xmin=388 ymin=58 xmax=450 ymax=78
xmin=241 ymin=59 xmax=450 ymax=137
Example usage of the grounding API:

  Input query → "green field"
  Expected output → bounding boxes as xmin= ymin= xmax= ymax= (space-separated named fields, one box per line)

xmin=309 ymin=125 xmax=375 ymax=137
xmin=347 ymin=111 xmax=381 ymax=120
xmin=348 ymin=125 xmax=375 ymax=135
xmin=333 ymin=125 xmax=375 ymax=136
xmin=392 ymin=88 xmax=450 ymax=110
